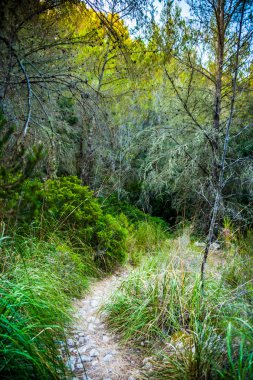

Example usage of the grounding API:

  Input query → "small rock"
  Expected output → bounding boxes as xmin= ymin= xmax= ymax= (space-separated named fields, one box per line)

xmin=90 ymin=299 xmax=99 ymax=307
xmin=79 ymin=345 xmax=88 ymax=354
xmin=78 ymin=336 xmax=86 ymax=345
xmin=194 ymin=241 xmax=206 ymax=247
xmin=102 ymin=335 xmax=110 ymax=343
xmin=88 ymin=323 xmax=94 ymax=331
xmin=91 ymin=360 xmax=98 ymax=366
xmin=128 ymin=377 xmax=136 ymax=380
xmin=66 ymin=358 xmax=75 ymax=371
xmin=75 ymin=363 xmax=83 ymax=370
xmin=103 ymin=354 xmax=113 ymax=362
xmin=142 ymin=357 xmax=153 ymax=369
xmin=80 ymin=355 xmax=92 ymax=362
xmin=69 ymin=348 xmax=78 ymax=355
xmin=67 ymin=338 xmax=75 ymax=347
xmin=143 ymin=362 xmax=152 ymax=369
xmin=210 ymin=242 xmax=221 ymax=251
xmin=90 ymin=348 xmax=99 ymax=357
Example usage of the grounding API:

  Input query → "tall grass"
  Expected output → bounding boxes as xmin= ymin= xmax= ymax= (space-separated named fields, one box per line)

xmin=126 ymin=220 xmax=170 ymax=266
xmin=0 ymin=234 xmax=88 ymax=379
xmin=0 ymin=201 xmax=169 ymax=378
xmin=103 ymin=235 xmax=253 ymax=379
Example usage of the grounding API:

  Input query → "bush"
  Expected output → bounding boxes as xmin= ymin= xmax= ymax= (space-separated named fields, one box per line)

xmin=102 ymin=196 xmax=170 ymax=265
xmin=19 ymin=176 xmax=128 ymax=271
xmin=13 ymin=237 xmax=89 ymax=296
xmin=95 ymin=213 xmax=128 ymax=270
xmin=101 ymin=195 xmax=168 ymax=230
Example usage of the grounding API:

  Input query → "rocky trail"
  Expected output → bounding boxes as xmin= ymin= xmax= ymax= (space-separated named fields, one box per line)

xmin=64 ymin=271 xmax=142 ymax=380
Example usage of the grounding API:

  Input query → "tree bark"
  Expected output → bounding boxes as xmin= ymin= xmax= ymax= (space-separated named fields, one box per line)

xmin=201 ymin=0 xmax=246 ymax=293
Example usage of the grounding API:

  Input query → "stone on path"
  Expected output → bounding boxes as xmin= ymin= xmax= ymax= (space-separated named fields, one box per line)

xmin=103 ymin=353 xmax=113 ymax=362
xmin=90 ymin=348 xmax=99 ymax=357
xmin=64 ymin=272 xmax=141 ymax=379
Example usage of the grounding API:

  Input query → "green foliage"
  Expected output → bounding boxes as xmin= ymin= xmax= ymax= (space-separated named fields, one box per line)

xmin=0 ymin=175 xmax=171 ymax=378
xmin=0 ymin=235 xmax=88 ymax=379
xmin=95 ymin=213 xmax=128 ymax=270
xmin=0 ymin=111 xmax=43 ymax=217
xmin=239 ymin=229 xmax=253 ymax=257
xmin=19 ymin=176 xmax=128 ymax=271
xmin=42 ymin=176 xmax=128 ymax=270
xmin=104 ymin=261 xmax=202 ymax=342
xmin=217 ymin=321 xmax=253 ymax=380
xmin=13 ymin=237 xmax=89 ymax=296
xmin=102 ymin=196 xmax=168 ymax=229
xmin=14 ymin=176 xmax=171 ymax=272
xmin=58 ymin=96 xmax=78 ymax=125
xmin=102 ymin=196 xmax=170 ymax=265
xmin=43 ymin=176 xmax=101 ymax=233
xmin=101 ymin=196 xmax=150 ymax=223
xmin=103 ymin=237 xmax=253 ymax=379
xmin=126 ymin=220 xmax=169 ymax=265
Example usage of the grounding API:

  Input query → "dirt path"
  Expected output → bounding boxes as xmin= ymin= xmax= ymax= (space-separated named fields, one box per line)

xmin=65 ymin=271 xmax=141 ymax=380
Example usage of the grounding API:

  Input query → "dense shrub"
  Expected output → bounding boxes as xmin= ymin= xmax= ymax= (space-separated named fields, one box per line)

xmin=101 ymin=195 xmax=168 ymax=230
xmin=19 ymin=176 xmax=128 ymax=271
xmin=101 ymin=195 xmax=170 ymax=265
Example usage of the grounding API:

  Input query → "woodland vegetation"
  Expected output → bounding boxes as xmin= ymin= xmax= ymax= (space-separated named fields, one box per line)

xmin=0 ymin=0 xmax=252 ymax=379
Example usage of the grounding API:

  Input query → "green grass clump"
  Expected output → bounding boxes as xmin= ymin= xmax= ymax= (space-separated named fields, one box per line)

xmin=0 ymin=278 xmax=68 ymax=379
xmin=104 ymin=261 xmax=212 ymax=342
xmin=0 ymin=235 xmax=88 ymax=379
xmin=103 ymin=237 xmax=253 ymax=379
xmin=126 ymin=220 xmax=170 ymax=265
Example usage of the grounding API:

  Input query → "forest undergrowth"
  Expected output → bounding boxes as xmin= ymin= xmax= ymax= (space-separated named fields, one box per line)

xmin=1 ymin=0 xmax=253 ymax=378
xmin=0 ymin=175 xmax=168 ymax=379
xmin=0 ymin=176 xmax=252 ymax=379
xmin=103 ymin=229 xmax=253 ymax=379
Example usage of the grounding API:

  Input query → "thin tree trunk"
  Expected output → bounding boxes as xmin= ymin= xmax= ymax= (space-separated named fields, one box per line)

xmin=201 ymin=0 xmax=246 ymax=293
